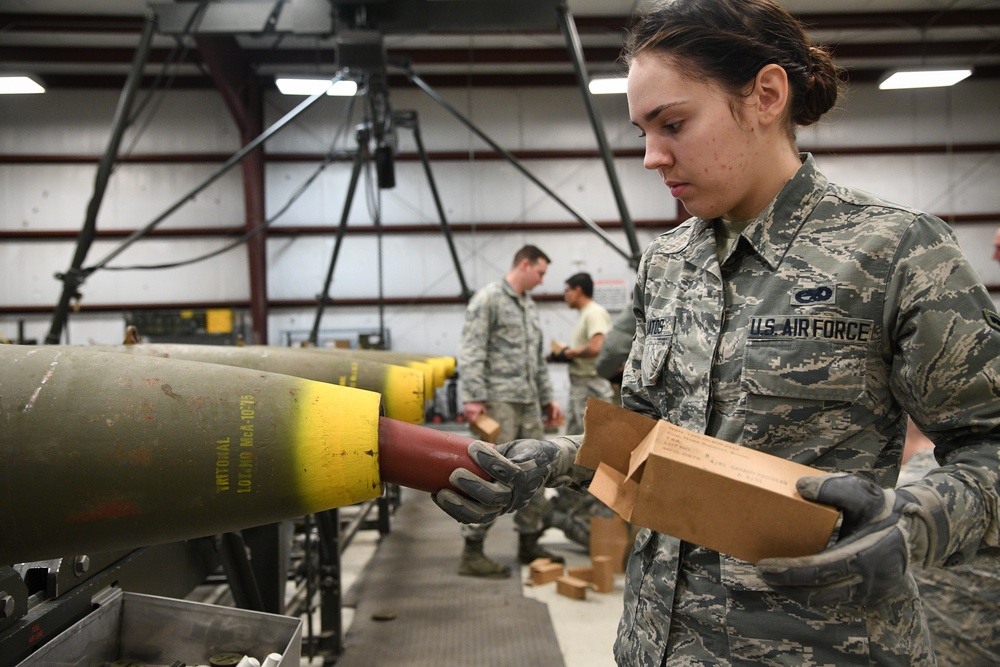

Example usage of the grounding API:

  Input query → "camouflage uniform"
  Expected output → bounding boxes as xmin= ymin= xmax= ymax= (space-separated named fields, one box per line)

xmin=912 ymin=550 xmax=1000 ymax=667
xmin=459 ymin=278 xmax=555 ymax=539
xmin=555 ymin=154 xmax=1000 ymax=666
xmin=898 ymin=447 xmax=1000 ymax=667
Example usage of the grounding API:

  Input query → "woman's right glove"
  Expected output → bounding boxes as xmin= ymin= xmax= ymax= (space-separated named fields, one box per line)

xmin=433 ymin=438 xmax=577 ymax=524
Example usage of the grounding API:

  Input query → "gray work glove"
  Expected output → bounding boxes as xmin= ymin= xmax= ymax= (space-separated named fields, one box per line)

xmin=433 ymin=438 xmax=576 ymax=524
xmin=757 ymin=472 xmax=949 ymax=608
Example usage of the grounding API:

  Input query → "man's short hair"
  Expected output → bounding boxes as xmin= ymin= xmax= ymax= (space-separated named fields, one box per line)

xmin=565 ymin=272 xmax=594 ymax=298
xmin=512 ymin=245 xmax=551 ymax=267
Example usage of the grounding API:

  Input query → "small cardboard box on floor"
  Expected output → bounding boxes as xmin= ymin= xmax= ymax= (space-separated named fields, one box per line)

xmin=579 ymin=399 xmax=840 ymax=563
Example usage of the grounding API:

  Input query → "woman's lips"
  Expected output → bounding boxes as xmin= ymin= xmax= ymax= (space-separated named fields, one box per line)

xmin=666 ymin=181 xmax=688 ymax=197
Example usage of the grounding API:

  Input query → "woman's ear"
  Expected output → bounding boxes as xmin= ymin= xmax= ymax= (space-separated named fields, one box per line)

xmin=754 ymin=63 xmax=790 ymax=126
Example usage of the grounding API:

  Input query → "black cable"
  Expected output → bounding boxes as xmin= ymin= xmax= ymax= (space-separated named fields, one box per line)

xmin=102 ymin=96 xmax=359 ymax=272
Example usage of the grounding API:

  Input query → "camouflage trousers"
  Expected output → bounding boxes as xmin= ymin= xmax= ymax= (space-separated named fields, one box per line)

xmin=916 ymin=551 xmax=1000 ymax=667
xmin=461 ymin=400 xmax=547 ymax=540
xmin=542 ymin=486 xmax=616 ymax=547
xmin=566 ymin=374 xmax=614 ymax=435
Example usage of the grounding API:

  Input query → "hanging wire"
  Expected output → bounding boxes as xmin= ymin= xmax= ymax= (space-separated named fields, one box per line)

xmin=120 ymin=1 xmax=212 ymax=161
xmin=102 ymin=95 xmax=359 ymax=271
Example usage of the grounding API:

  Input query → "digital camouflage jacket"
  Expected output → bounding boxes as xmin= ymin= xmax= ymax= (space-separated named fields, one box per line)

xmin=561 ymin=155 xmax=1000 ymax=666
xmin=458 ymin=278 xmax=554 ymax=407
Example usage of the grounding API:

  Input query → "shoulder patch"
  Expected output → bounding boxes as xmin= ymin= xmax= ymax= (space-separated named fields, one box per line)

xmin=985 ymin=310 xmax=1000 ymax=333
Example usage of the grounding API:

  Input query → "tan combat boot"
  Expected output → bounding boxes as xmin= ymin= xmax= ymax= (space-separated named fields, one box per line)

xmin=458 ymin=538 xmax=511 ymax=578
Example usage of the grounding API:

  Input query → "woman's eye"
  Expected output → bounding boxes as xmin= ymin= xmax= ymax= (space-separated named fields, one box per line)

xmin=665 ymin=122 xmax=682 ymax=133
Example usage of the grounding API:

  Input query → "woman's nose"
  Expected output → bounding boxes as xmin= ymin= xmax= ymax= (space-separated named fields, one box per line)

xmin=643 ymin=137 xmax=671 ymax=171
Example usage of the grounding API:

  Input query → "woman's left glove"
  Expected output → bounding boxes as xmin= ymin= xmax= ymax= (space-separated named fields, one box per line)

xmin=433 ymin=438 xmax=576 ymax=524
xmin=756 ymin=472 xmax=950 ymax=607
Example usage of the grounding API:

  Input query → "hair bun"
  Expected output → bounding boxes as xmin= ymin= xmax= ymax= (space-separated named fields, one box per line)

xmin=797 ymin=45 xmax=841 ymax=126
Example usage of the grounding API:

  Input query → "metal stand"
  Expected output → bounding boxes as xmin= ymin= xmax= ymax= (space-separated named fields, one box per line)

xmin=308 ymin=110 xmax=473 ymax=345
xmin=399 ymin=63 xmax=637 ymax=266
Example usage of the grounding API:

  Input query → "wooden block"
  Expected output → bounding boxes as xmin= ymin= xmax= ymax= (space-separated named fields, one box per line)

xmin=556 ymin=575 xmax=589 ymax=600
xmin=530 ymin=562 xmax=565 ymax=586
xmin=566 ymin=565 xmax=594 ymax=583
xmin=591 ymin=556 xmax=614 ymax=593
xmin=470 ymin=414 xmax=501 ymax=443
xmin=590 ymin=515 xmax=631 ymax=573
xmin=529 ymin=557 xmax=552 ymax=570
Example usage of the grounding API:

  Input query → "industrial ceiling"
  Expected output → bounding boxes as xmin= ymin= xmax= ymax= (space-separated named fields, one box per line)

xmin=1 ymin=0 xmax=999 ymax=91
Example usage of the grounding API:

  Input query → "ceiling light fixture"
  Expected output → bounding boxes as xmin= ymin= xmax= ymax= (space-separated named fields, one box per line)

xmin=588 ymin=77 xmax=627 ymax=95
xmin=878 ymin=68 xmax=973 ymax=90
xmin=274 ymin=76 xmax=358 ymax=96
xmin=0 ymin=74 xmax=45 ymax=94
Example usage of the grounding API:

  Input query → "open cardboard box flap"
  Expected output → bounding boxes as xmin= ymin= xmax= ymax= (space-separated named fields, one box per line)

xmin=578 ymin=398 xmax=840 ymax=563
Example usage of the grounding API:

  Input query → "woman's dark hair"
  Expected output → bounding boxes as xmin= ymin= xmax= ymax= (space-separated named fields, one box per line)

xmin=623 ymin=0 xmax=842 ymax=133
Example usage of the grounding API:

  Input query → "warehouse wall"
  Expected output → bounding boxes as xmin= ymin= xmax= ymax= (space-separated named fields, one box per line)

xmin=2 ymin=80 xmax=999 ymax=402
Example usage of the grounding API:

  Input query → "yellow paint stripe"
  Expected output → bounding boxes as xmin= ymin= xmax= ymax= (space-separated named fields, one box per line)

xmin=292 ymin=382 xmax=383 ymax=511
xmin=380 ymin=364 xmax=426 ymax=424
xmin=422 ymin=357 xmax=446 ymax=389
xmin=401 ymin=360 xmax=435 ymax=400
xmin=436 ymin=356 xmax=456 ymax=378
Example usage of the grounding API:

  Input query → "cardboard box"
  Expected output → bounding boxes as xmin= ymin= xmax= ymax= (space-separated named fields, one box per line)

xmin=579 ymin=399 xmax=840 ymax=563
xmin=556 ymin=575 xmax=589 ymax=600
xmin=470 ymin=414 xmax=501 ymax=443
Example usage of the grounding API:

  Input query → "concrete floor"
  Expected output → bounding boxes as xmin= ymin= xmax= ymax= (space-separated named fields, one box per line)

xmin=521 ymin=531 xmax=623 ymax=666
xmin=315 ymin=500 xmax=624 ymax=667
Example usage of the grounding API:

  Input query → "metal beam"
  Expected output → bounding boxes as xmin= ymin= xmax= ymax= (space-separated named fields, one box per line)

xmin=195 ymin=33 xmax=270 ymax=344
xmin=558 ymin=4 xmax=640 ymax=266
xmin=45 ymin=12 xmax=157 ymax=344
xmin=402 ymin=65 xmax=634 ymax=265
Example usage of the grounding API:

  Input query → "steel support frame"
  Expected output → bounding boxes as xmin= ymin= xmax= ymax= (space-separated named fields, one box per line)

xmin=45 ymin=12 xmax=158 ymax=345
xmin=401 ymin=65 xmax=637 ymax=266
xmin=309 ymin=109 xmax=475 ymax=343
xmin=195 ymin=34 xmax=270 ymax=344
xmin=557 ymin=4 xmax=641 ymax=264
xmin=46 ymin=20 xmax=344 ymax=345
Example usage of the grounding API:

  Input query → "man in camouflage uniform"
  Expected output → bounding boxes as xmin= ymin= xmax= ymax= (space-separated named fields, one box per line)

xmin=437 ymin=154 xmax=1000 ymax=664
xmin=456 ymin=244 xmax=564 ymax=577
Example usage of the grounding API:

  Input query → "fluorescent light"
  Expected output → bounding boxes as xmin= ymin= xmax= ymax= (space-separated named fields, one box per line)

xmin=878 ymin=68 xmax=973 ymax=90
xmin=274 ymin=76 xmax=358 ymax=96
xmin=0 ymin=75 xmax=45 ymax=94
xmin=588 ymin=77 xmax=627 ymax=95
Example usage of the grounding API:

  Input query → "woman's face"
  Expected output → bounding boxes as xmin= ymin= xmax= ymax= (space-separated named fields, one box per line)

xmin=627 ymin=52 xmax=765 ymax=222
